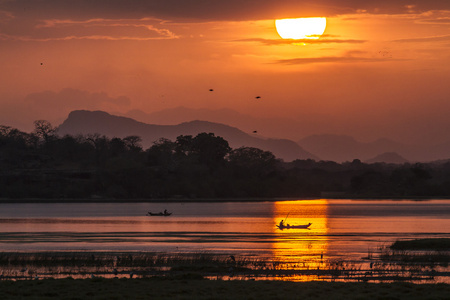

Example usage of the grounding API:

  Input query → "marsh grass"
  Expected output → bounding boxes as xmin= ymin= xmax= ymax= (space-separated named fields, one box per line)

xmin=1 ymin=250 xmax=449 ymax=283
xmin=380 ymin=238 xmax=450 ymax=267
xmin=0 ymin=252 xmax=262 ymax=280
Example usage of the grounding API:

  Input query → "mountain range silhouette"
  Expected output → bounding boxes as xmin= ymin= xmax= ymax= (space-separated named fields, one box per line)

xmin=57 ymin=110 xmax=317 ymax=162
xmin=57 ymin=110 xmax=450 ymax=163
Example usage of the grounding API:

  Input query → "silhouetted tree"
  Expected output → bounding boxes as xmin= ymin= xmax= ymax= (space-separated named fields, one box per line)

xmin=228 ymin=147 xmax=278 ymax=176
xmin=2 ymin=123 xmax=450 ymax=199
xmin=33 ymin=120 xmax=56 ymax=144
xmin=147 ymin=138 xmax=176 ymax=170
xmin=191 ymin=133 xmax=231 ymax=169
xmin=105 ymin=138 xmax=125 ymax=159
xmin=123 ymin=135 xmax=143 ymax=152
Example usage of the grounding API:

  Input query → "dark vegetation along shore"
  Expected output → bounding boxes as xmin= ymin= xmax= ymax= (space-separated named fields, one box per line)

xmin=2 ymin=121 xmax=450 ymax=200
xmin=0 ymin=239 xmax=449 ymax=299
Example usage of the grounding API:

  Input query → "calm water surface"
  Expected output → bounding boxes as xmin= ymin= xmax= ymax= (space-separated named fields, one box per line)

xmin=0 ymin=199 xmax=449 ymax=263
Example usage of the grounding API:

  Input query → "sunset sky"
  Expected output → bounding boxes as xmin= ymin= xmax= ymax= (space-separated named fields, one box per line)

xmin=1 ymin=0 xmax=449 ymax=145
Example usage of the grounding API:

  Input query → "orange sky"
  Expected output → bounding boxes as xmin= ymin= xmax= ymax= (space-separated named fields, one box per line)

xmin=0 ymin=0 xmax=449 ymax=145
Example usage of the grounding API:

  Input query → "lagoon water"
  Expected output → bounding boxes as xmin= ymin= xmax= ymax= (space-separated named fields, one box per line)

xmin=0 ymin=199 xmax=449 ymax=264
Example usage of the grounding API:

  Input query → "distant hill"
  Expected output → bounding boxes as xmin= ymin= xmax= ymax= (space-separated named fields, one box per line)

xmin=125 ymin=107 xmax=247 ymax=127
xmin=298 ymin=134 xmax=450 ymax=163
xmin=298 ymin=134 xmax=408 ymax=162
xmin=121 ymin=107 xmax=326 ymax=144
xmin=57 ymin=110 xmax=318 ymax=162
xmin=364 ymin=152 xmax=409 ymax=164
xmin=124 ymin=107 xmax=450 ymax=163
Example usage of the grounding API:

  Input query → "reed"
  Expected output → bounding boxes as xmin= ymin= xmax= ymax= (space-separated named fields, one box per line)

xmin=380 ymin=238 xmax=450 ymax=267
xmin=0 ymin=249 xmax=448 ymax=283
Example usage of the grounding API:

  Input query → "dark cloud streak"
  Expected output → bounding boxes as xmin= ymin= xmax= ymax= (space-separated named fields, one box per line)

xmin=419 ymin=18 xmax=450 ymax=24
xmin=2 ymin=0 xmax=450 ymax=22
xmin=393 ymin=35 xmax=450 ymax=43
xmin=275 ymin=56 xmax=396 ymax=65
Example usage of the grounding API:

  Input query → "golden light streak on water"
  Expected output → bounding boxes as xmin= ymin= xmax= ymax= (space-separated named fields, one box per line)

xmin=271 ymin=199 xmax=329 ymax=277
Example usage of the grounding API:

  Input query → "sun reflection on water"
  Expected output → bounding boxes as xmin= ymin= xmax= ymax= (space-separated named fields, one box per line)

xmin=271 ymin=200 xmax=329 ymax=273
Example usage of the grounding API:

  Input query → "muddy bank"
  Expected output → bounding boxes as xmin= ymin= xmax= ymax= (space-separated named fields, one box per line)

xmin=1 ymin=278 xmax=449 ymax=300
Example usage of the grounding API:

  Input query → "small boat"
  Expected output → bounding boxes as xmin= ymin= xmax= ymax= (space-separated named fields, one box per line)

xmin=276 ymin=222 xmax=312 ymax=230
xmin=146 ymin=211 xmax=172 ymax=216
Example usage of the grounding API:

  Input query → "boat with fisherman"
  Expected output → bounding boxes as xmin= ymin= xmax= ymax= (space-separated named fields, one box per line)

xmin=276 ymin=217 xmax=311 ymax=230
xmin=146 ymin=209 xmax=172 ymax=216
xmin=276 ymin=221 xmax=312 ymax=230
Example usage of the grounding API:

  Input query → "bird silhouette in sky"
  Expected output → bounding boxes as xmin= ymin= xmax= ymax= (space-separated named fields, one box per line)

xmin=209 ymin=89 xmax=214 ymax=92
xmin=253 ymin=130 xmax=257 ymax=133
xmin=255 ymin=96 xmax=261 ymax=99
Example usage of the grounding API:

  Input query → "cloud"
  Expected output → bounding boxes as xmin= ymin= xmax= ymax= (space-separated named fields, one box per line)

xmin=1 ymin=1 xmax=449 ymax=42
xmin=0 ymin=88 xmax=131 ymax=130
xmin=0 ymin=9 xmax=13 ymax=22
xmin=238 ymin=37 xmax=366 ymax=45
xmin=274 ymin=56 xmax=394 ymax=65
xmin=393 ymin=34 xmax=450 ymax=43
xmin=21 ymin=88 xmax=131 ymax=122
xmin=0 ymin=16 xmax=178 ymax=41
xmin=418 ymin=17 xmax=450 ymax=24
xmin=37 ymin=18 xmax=177 ymax=38
xmin=2 ymin=0 xmax=450 ymax=22
xmin=24 ymin=88 xmax=131 ymax=109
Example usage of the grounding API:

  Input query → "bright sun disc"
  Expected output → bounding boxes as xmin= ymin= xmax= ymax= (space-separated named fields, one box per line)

xmin=275 ymin=17 xmax=326 ymax=39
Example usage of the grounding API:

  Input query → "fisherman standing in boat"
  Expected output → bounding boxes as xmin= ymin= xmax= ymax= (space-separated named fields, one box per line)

xmin=279 ymin=220 xmax=284 ymax=227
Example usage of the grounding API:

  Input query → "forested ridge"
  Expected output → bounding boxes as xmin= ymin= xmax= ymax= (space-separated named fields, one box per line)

xmin=1 ymin=121 xmax=450 ymax=200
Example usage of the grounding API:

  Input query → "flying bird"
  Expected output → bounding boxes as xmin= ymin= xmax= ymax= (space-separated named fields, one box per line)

xmin=209 ymin=89 xmax=214 ymax=92
xmin=252 ymin=131 xmax=257 ymax=133
xmin=255 ymin=96 xmax=261 ymax=99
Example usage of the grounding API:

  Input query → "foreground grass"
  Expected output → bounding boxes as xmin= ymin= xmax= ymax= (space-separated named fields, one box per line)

xmin=0 ymin=278 xmax=449 ymax=300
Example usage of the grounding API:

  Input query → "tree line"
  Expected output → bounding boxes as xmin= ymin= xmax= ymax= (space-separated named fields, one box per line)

xmin=1 ymin=120 xmax=450 ymax=199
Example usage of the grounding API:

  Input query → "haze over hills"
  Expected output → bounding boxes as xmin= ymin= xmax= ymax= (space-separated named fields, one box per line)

xmin=57 ymin=110 xmax=318 ymax=162
xmin=56 ymin=109 xmax=450 ymax=163
xmin=121 ymin=107 xmax=329 ymax=144
xmin=364 ymin=152 xmax=409 ymax=164
xmin=298 ymin=134 xmax=409 ymax=163
xmin=297 ymin=134 xmax=450 ymax=163
xmin=122 ymin=107 xmax=450 ymax=163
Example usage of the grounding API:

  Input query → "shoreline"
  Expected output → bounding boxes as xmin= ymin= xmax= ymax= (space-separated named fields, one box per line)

xmin=1 ymin=278 xmax=449 ymax=300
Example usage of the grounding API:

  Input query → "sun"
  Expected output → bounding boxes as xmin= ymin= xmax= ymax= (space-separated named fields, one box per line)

xmin=275 ymin=17 xmax=326 ymax=40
